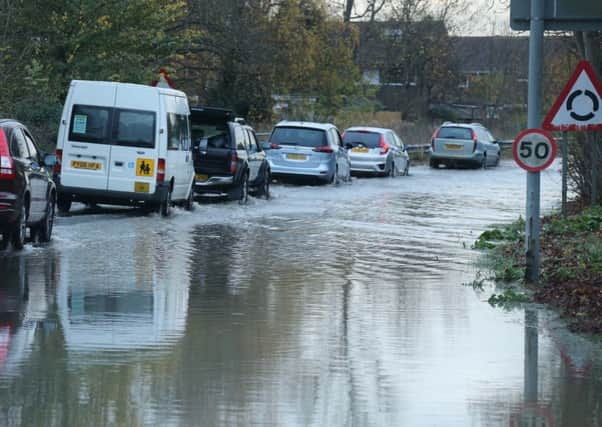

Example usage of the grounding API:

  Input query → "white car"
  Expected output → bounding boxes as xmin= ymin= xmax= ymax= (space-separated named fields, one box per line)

xmin=342 ymin=126 xmax=410 ymax=177
xmin=54 ymin=80 xmax=195 ymax=216
xmin=429 ymin=122 xmax=501 ymax=169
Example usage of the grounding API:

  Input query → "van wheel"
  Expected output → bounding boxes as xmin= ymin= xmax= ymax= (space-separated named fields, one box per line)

xmin=57 ymin=197 xmax=71 ymax=215
xmin=33 ymin=197 xmax=55 ymax=243
xmin=11 ymin=204 xmax=27 ymax=250
xmin=160 ymin=187 xmax=172 ymax=217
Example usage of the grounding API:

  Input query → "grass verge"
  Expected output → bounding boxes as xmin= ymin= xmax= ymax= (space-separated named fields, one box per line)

xmin=472 ymin=206 xmax=602 ymax=334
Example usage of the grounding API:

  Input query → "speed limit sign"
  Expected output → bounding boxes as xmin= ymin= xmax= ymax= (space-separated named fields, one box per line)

xmin=512 ymin=129 xmax=557 ymax=172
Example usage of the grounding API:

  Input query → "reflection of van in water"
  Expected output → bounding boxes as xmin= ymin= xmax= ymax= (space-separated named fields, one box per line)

xmin=54 ymin=80 xmax=195 ymax=216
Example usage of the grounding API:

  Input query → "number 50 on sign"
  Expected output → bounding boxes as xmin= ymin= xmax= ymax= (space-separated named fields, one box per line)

xmin=512 ymin=129 xmax=557 ymax=172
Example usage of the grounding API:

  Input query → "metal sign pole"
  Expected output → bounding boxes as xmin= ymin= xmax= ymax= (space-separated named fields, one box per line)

xmin=562 ymin=132 xmax=568 ymax=217
xmin=525 ymin=0 xmax=545 ymax=284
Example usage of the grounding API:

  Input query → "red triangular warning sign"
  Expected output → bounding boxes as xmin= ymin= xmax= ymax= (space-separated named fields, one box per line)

xmin=543 ymin=60 xmax=602 ymax=131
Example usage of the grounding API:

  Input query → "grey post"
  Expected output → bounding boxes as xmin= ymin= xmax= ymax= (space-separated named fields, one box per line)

xmin=562 ymin=132 xmax=568 ymax=217
xmin=525 ymin=0 xmax=545 ymax=284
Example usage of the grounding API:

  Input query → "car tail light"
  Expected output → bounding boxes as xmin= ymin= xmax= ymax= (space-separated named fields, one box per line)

xmin=431 ymin=128 xmax=440 ymax=151
xmin=0 ymin=129 xmax=15 ymax=180
xmin=230 ymin=151 xmax=238 ymax=175
xmin=54 ymin=149 xmax=63 ymax=175
xmin=313 ymin=146 xmax=334 ymax=153
xmin=379 ymin=135 xmax=389 ymax=155
xmin=157 ymin=158 xmax=166 ymax=183
xmin=471 ymin=130 xmax=478 ymax=152
xmin=269 ymin=143 xmax=281 ymax=149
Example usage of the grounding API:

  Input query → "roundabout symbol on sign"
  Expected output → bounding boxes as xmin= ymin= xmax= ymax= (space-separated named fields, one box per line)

xmin=512 ymin=129 xmax=557 ymax=172
xmin=567 ymin=89 xmax=599 ymax=122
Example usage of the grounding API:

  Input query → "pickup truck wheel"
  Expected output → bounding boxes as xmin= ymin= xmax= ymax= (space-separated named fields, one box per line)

xmin=11 ymin=204 xmax=27 ymax=250
xmin=239 ymin=173 xmax=249 ymax=205
xmin=259 ymin=171 xmax=270 ymax=199
xmin=184 ymin=184 xmax=195 ymax=211
xmin=160 ymin=187 xmax=172 ymax=217
xmin=57 ymin=197 xmax=71 ymax=215
xmin=0 ymin=232 xmax=8 ymax=250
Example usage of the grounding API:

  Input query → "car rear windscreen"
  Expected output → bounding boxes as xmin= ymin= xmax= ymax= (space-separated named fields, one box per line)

xmin=69 ymin=105 xmax=111 ymax=144
xmin=437 ymin=127 xmax=473 ymax=140
xmin=269 ymin=127 xmax=326 ymax=148
xmin=342 ymin=131 xmax=381 ymax=148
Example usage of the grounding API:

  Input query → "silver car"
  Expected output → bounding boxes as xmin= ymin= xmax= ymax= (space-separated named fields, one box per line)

xmin=342 ymin=127 xmax=410 ymax=177
xmin=264 ymin=121 xmax=351 ymax=184
xmin=429 ymin=122 xmax=501 ymax=169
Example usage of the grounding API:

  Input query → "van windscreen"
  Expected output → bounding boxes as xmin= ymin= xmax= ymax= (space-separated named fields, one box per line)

xmin=114 ymin=109 xmax=156 ymax=148
xmin=69 ymin=105 xmax=111 ymax=144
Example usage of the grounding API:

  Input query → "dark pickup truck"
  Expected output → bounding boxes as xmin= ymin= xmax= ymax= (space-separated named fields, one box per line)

xmin=190 ymin=107 xmax=270 ymax=203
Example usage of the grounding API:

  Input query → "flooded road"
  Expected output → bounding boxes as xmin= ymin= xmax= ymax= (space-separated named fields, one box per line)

xmin=1 ymin=160 xmax=601 ymax=426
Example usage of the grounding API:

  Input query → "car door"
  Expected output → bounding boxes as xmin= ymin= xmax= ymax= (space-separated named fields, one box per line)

xmin=485 ymin=129 xmax=500 ymax=164
xmin=393 ymin=132 xmax=409 ymax=172
xmin=22 ymin=128 xmax=49 ymax=222
xmin=245 ymin=128 xmax=263 ymax=184
xmin=9 ymin=128 xmax=41 ymax=221
xmin=166 ymin=110 xmax=193 ymax=200
xmin=386 ymin=131 xmax=401 ymax=173
xmin=332 ymin=128 xmax=348 ymax=179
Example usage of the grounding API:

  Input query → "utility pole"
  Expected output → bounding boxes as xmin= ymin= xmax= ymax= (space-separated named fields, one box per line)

xmin=525 ymin=0 xmax=545 ymax=283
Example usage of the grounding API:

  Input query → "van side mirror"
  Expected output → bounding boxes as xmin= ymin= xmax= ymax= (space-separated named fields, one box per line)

xmin=44 ymin=153 xmax=57 ymax=167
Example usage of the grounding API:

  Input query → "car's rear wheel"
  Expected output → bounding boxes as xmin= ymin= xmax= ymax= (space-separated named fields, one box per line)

xmin=389 ymin=162 xmax=396 ymax=177
xmin=0 ymin=231 xmax=9 ymax=250
xmin=403 ymin=161 xmax=410 ymax=176
xmin=33 ymin=197 xmax=55 ymax=243
xmin=429 ymin=159 xmax=440 ymax=169
xmin=481 ymin=155 xmax=488 ymax=169
xmin=332 ymin=166 xmax=340 ymax=186
xmin=11 ymin=204 xmax=27 ymax=250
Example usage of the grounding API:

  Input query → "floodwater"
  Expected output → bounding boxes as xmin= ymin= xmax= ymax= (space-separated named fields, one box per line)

xmin=0 ymin=160 xmax=601 ymax=426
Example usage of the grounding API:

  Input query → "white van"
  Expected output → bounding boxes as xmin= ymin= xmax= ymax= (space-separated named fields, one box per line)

xmin=54 ymin=80 xmax=195 ymax=216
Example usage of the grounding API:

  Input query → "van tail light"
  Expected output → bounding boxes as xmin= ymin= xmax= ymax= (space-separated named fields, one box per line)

xmin=471 ymin=130 xmax=478 ymax=152
xmin=230 ymin=151 xmax=238 ymax=175
xmin=0 ymin=129 xmax=15 ymax=180
xmin=157 ymin=158 xmax=166 ymax=183
xmin=379 ymin=135 xmax=389 ymax=155
xmin=313 ymin=146 xmax=334 ymax=153
xmin=431 ymin=128 xmax=440 ymax=151
xmin=54 ymin=149 xmax=63 ymax=175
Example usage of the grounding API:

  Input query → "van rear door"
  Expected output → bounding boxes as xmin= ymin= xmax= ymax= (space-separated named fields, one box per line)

xmin=190 ymin=107 xmax=234 ymax=178
xmin=107 ymin=86 xmax=159 ymax=195
xmin=61 ymin=82 xmax=116 ymax=191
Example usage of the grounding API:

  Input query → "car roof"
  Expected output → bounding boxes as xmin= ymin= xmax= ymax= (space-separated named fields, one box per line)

xmin=439 ymin=122 xmax=486 ymax=129
xmin=344 ymin=126 xmax=393 ymax=134
xmin=0 ymin=119 xmax=23 ymax=127
xmin=274 ymin=121 xmax=335 ymax=131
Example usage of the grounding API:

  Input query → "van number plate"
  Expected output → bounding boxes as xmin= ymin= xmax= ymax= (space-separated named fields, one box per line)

xmin=134 ymin=182 xmax=150 ymax=193
xmin=71 ymin=160 xmax=101 ymax=170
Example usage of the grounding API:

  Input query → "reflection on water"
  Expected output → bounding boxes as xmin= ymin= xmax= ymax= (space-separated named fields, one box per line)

xmin=0 ymin=162 xmax=601 ymax=426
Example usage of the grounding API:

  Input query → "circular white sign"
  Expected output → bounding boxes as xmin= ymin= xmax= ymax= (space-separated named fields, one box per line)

xmin=512 ymin=129 xmax=557 ymax=172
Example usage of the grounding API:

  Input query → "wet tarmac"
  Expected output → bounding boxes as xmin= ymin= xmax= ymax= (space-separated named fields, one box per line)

xmin=0 ymin=160 xmax=601 ymax=426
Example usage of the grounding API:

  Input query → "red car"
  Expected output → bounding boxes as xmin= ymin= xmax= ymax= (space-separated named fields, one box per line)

xmin=0 ymin=119 xmax=57 ymax=250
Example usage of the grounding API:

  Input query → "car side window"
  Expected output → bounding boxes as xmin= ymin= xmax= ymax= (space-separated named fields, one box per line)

xmin=234 ymin=125 xmax=246 ymax=150
xmin=387 ymin=132 xmax=397 ymax=147
xmin=335 ymin=129 xmax=344 ymax=147
xmin=247 ymin=129 xmax=258 ymax=153
xmin=395 ymin=133 xmax=405 ymax=150
xmin=23 ymin=130 xmax=40 ymax=162
xmin=10 ymin=128 xmax=29 ymax=159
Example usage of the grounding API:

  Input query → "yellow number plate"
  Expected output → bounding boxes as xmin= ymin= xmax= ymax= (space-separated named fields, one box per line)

xmin=71 ymin=160 xmax=101 ymax=170
xmin=134 ymin=182 xmax=150 ymax=193
xmin=136 ymin=158 xmax=155 ymax=177
xmin=195 ymin=174 xmax=209 ymax=182
xmin=444 ymin=144 xmax=463 ymax=151
xmin=352 ymin=147 xmax=369 ymax=153
xmin=287 ymin=153 xmax=307 ymax=161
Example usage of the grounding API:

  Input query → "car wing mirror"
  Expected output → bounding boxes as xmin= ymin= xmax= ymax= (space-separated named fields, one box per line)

xmin=261 ymin=142 xmax=271 ymax=150
xmin=345 ymin=142 xmax=354 ymax=150
xmin=198 ymin=138 xmax=208 ymax=153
